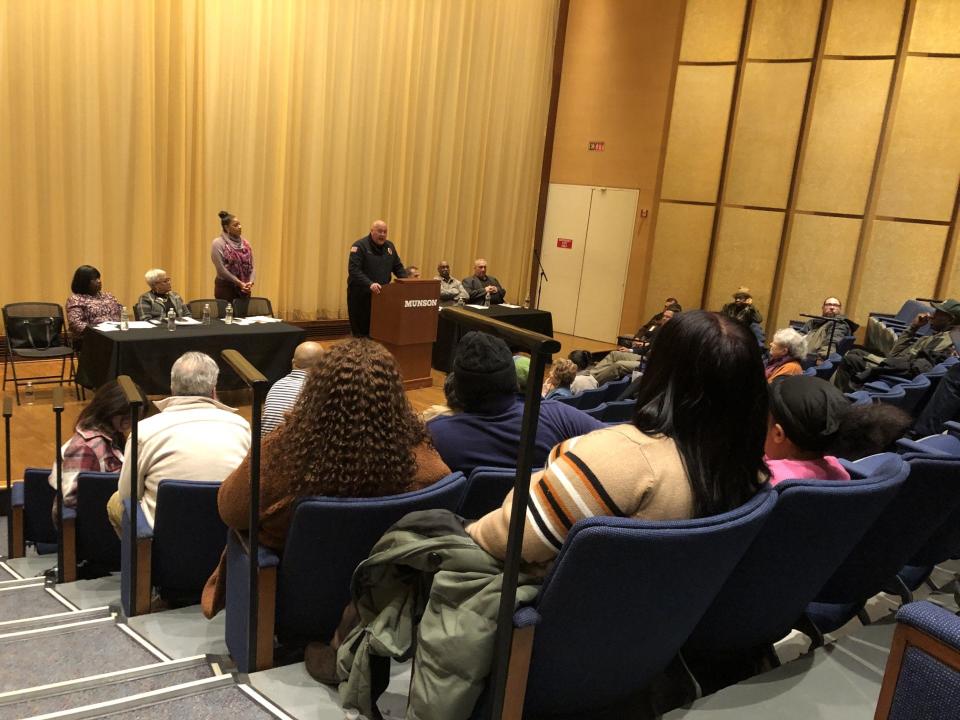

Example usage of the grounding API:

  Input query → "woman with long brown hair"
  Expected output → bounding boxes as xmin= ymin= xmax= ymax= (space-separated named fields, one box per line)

xmin=201 ymin=338 xmax=450 ymax=617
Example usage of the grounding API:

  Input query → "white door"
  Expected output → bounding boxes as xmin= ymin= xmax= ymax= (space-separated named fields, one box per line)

xmin=538 ymin=184 xmax=638 ymax=341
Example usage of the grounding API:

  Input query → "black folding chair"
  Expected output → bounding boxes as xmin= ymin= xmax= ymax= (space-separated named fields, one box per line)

xmin=2 ymin=302 xmax=78 ymax=404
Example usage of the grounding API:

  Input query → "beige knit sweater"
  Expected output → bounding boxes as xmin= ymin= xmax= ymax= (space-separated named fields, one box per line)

xmin=467 ymin=425 xmax=693 ymax=565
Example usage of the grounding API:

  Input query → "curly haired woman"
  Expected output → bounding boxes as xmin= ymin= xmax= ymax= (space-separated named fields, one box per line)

xmin=201 ymin=338 xmax=450 ymax=618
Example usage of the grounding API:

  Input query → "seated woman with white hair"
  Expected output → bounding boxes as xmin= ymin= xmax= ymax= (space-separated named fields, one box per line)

xmin=136 ymin=268 xmax=192 ymax=320
xmin=765 ymin=327 xmax=806 ymax=382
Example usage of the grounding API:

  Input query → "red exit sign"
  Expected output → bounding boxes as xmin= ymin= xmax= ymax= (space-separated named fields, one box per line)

xmin=557 ymin=238 xmax=573 ymax=249
xmin=588 ymin=141 xmax=605 ymax=151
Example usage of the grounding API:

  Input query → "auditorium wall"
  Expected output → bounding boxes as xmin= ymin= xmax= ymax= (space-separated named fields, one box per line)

xmin=0 ymin=1 xmax=558 ymax=320
xmin=638 ymin=0 xmax=960 ymax=332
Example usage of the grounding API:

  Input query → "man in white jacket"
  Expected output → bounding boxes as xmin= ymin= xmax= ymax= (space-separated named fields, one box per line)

xmin=107 ymin=352 xmax=251 ymax=533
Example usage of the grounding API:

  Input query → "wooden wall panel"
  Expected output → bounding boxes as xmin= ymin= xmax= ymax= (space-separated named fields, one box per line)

xmin=796 ymin=59 xmax=893 ymax=214
xmin=705 ymin=208 xmax=784 ymax=313
xmin=725 ymin=62 xmax=811 ymax=207
xmin=660 ymin=66 xmax=737 ymax=202
xmin=857 ymin=220 xmax=948 ymax=316
xmin=643 ymin=203 xmax=715 ymax=318
xmin=748 ymin=0 xmax=820 ymax=59
xmin=774 ymin=214 xmax=861 ymax=329
xmin=909 ymin=0 xmax=960 ymax=53
xmin=824 ymin=0 xmax=905 ymax=55
xmin=680 ymin=0 xmax=747 ymax=62
xmin=876 ymin=57 xmax=960 ymax=221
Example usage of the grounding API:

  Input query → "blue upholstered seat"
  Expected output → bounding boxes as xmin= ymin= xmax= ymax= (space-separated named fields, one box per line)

xmin=459 ymin=466 xmax=516 ymax=519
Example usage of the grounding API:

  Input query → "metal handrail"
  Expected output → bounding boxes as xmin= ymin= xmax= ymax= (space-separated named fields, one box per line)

xmin=221 ymin=349 xmax=268 ymax=672
xmin=3 ymin=396 xmax=12 ymax=557
xmin=438 ymin=307 xmax=560 ymax=719
xmin=118 ymin=375 xmax=143 ymax=615
xmin=52 ymin=387 xmax=65 ymax=583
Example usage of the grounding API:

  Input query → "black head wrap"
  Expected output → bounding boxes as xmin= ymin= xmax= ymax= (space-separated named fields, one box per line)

xmin=769 ymin=376 xmax=850 ymax=451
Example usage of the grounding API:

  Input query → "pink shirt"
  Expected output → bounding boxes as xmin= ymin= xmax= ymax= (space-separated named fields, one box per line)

xmin=765 ymin=456 xmax=851 ymax=487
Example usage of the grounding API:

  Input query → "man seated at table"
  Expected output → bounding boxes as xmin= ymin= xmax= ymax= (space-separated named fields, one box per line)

xmin=462 ymin=258 xmax=506 ymax=305
xmin=106 ymin=351 xmax=250 ymax=533
xmin=136 ymin=268 xmax=192 ymax=321
xmin=436 ymin=260 xmax=468 ymax=304
xmin=261 ymin=341 xmax=325 ymax=436
xmin=427 ymin=331 xmax=601 ymax=476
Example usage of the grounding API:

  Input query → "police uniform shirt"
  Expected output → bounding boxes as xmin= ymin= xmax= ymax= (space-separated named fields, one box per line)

xmin=348 ymin=235 xmax=406 ymax=289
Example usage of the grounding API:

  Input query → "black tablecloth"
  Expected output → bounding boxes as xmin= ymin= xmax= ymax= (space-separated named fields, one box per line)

xmin=432 ymin=305 xmax=554 ymax=372
xmin=76 ymin=322 xmax=306 ymax=394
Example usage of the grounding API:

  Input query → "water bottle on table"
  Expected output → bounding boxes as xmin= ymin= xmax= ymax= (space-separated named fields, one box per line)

xmin=23 ymin=381 xmax=35 ymax=405
xmin=484 ymin=291 xmax=491 ymax=308
xmin=225 ymin=303 xmax=234 ymax=325
xmin=120 ymin=307 xmax=129 ymax=331
xmin=166 ymin=308 xmax=176 ymax=331
xmin=202 ymin=303 xmax=211 ymax=325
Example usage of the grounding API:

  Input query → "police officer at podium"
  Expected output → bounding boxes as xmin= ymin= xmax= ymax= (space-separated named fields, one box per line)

xmin=347 ymin=219 xmax=407 ymax=337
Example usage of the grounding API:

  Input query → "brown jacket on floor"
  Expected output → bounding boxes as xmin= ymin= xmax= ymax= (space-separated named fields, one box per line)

xmin=200 ymin=432 xmax=451 ymax=618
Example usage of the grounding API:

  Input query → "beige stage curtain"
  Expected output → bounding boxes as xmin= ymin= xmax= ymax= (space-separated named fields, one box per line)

xmin=0 ymin=0 xmax=557 ymax=319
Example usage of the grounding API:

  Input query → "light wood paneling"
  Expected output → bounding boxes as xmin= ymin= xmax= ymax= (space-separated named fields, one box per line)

xmin=660 ymin=66 xmax=737 ymax=202
xmin=909 ymin=0 xmax=960 ymax=53
xmin=748 ymin=0 xmax=820 ymax=59
xmin=876 ymin=56 xmax=960 ymax=221
xmin=725 ymin=62 xmax=811 ymax=207
xmin=644 ymin=203 xmax=715 ymax=318
xmin=824 ymin=0 xmax=905 ymax=56
xmin=857 ymin=220 xmax=948 ymax=316
xmin=680 ymin=0 xmax=748 ymax=62
xmin=774 ymin=214 xmax=861 ymax=328
xmin=796 ymin=59 xmax=893 ymax=214
xmin=705 ymin=208 xmax=784 ymax=312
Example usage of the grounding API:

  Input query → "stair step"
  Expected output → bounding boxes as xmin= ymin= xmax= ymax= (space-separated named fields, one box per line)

xmin=0 ymin=583 xmax=75 ymax=623
xmin=0 ymin=618 xmax=167 ymax=694
xmin=21 ymin=676 xmax=294 ymax=719
xmin=0 ymin=562 xmax=19 ymax=581
xmin=0 ymin=607 xmax=109 ymax=636
xmin=0 ymin=656 xmax=213 ymax=720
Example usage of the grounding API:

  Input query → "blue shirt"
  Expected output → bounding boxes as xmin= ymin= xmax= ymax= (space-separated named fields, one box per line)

xmin=427 ymin=396 xmax=603 ymax=475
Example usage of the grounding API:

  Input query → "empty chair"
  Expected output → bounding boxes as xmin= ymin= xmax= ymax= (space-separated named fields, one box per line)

xmin=501 ymin=487 xmax=777 ymax=718
xmin=244 ymin=296 xmax=274 ymax=317
xmin=9 ymin=468 xmax=57 ymax=557
xmin=570 ymin=385 xmax=606 ymax=411
xmin=600 ymin=376 xmax=631 ymax=403
xmin=598 ymin=398 xmax=637 ymax=423
xmin=845 ymin=390 xmax=874 ymax=406
xmin=875 ymin=601 xmax=960 ymax=720
xmin=896 ymin=433 xmax=960 ymax=457
xmin=459 ymin=466 xmax=516 ymax=519
xmin=2 ymin=302 xmax=78 ymax=404
xmin=62 ymin=471 xmax=123 ymax=579
xmin=225 ymin=471 xmax=468 ymax=672
xmin=683 ymin=455 xmax=907 ymax=686
xmin=806 ymin=454 xmax=960 ymax=633
xmin=121 ymin=480 xmax=227 ymax=613
xmin=875 ymin=375 xmax=931 ymax=413
xmin=871 ymin=300 xmax=935 ymax=329
xmin=187 ymin=298 xmax=228 ymax=319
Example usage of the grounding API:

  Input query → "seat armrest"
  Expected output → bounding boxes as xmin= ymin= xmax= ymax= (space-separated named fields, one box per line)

xmin=121 ymin=499 xmax=154 ymax=540
xmin=513 ymin=606 xmax=542 ymax=629
xmin=230 ymin=529 xmax=280 ymax=569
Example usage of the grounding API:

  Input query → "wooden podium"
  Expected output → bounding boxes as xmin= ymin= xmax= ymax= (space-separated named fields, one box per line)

xmin=371 ymin=279 xmax=441 ymax=390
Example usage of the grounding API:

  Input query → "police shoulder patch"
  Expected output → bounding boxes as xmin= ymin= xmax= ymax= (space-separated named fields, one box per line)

xmin=350 ymin=246 xmax=359 ymax=253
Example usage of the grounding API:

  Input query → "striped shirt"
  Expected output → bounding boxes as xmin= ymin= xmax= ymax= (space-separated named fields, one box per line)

xmin=467 ymin=425 xmax=694 ymax=565
xmin=261 ymin=369 xmax=307 ymax=436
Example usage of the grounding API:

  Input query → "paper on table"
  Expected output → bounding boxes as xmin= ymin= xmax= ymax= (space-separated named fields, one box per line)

xmin=175 ymin=317 xmax=201 ymax=325
xmin=94 ymin=322 xmax=119 ymax=332
xmin=465 ymin=304 xmax=489 ymax=310
xmin=499 ymin=303 xmax=521 ymax=309
xmin=231 ymin=315 xmax=281 ymax=325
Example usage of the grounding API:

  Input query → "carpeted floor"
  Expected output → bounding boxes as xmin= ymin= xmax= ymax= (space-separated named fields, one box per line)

xmin=0 ymin=623 xmax=161 ymax=693
xmin=99 ymin=686 xmax=278 ymax=719
xmin=0 ymin=585 xmax=70 ymax=622
xmin=0 ymin=663 xmax=214 ymax=719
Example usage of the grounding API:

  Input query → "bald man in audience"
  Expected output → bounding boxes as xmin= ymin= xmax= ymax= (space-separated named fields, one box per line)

xmin=261 ymin=341 xmax=325 ymax=435
xmin=462 ymin=258 xmax=506 ymax=304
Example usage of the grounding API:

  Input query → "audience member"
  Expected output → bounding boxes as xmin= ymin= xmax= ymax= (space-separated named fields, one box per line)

xmin=462 ymin=258 xmax=506 ymax=304
xmin=107 ymin=352 xmax=250 ymax=534
xmin=66 ymin=265 xmax=122 ymax=337
xmin=427 ymin=331 xmax=601 ymax=475
xmin=765 ymin=328 xmax=805 ymax=382
xmin=765 ymin=375 xmax=912 ymax=484
xmin=513 ymin=352 xmax=530 ymax=392
xmin=136 ymin=268 xmax=191 ymax=321
xmin=50 ymin=379 xmax=148 ymax=519
xmin=202 ymin=338 xmax=450 ymax=618
xmin=912 ymin=362 xmax=960 ymax=437
xmin=468 ymin=310 xmax=769 ymax=564
xmin=721 ymin=287 xmax=763 ymax=327
xmin=631 ymin=301 xmax=682 ymax=351
xmin=800 ymin=297 xmax=852 ymax=361
xmin=435 ymin=260 xmax=468 ymax=304
xmin=261 ymin=341 xmax=326 ymax=435
xmin=568 ymin=349 xmax=599 ymax=394
xmin=589 ymin=310 xmax=679 ymax=384
xmin=542 ymin=358 xmax=578 ymax=400
xmin=405 ymin=266 xmax=421 ymax=279
xmin=832 ymin=299 xmax=960 ymax=392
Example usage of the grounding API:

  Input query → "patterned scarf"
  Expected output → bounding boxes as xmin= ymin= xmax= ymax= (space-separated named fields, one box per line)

xmin=220 ymin=233 xmax=253 ymax=282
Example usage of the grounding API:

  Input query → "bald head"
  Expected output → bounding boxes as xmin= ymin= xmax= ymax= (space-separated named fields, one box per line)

xmin=370 ymin=220 xmax=388 ymax=246
xmin=473 ymin=258 xmax=488 ymax=279
xmin=292 ymin=341 xmax=325 ymax=370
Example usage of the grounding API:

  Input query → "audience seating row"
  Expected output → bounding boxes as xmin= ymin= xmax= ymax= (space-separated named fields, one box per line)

xmin=555 ymin=375 xmax=631 ymax=411
xmin=848 ymin=356 xmax=959 ymax=414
